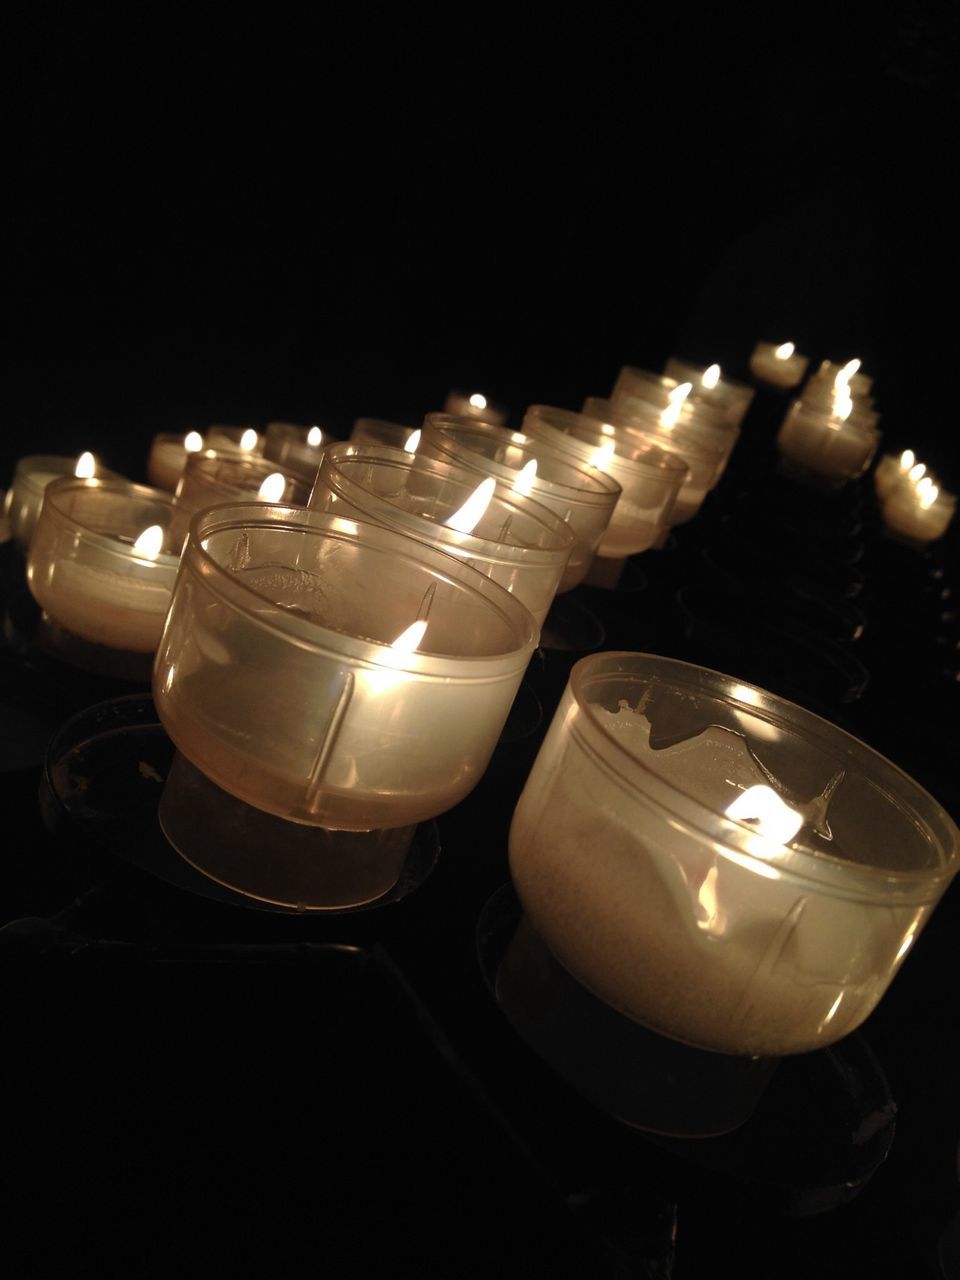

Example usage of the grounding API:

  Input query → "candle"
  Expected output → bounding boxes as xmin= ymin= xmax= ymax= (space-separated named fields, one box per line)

xmin=662 ymin=359 xmax=755 ymax=429
xmin=882 ymin=478 xmax=956 ymax=545
xmin=147 ymin=431 xmax=205 ymax=492
xmin=806 ymin=358 xmax=873 ymax=399
xmin=27 ymin=478 xmax=179 ymax=654
xmin=154 ymin=502 xmax=537 ymax=906
xmin=205 ymin=425 xmax=265 ymax=456
xmin=874 ymin=449 xmax=919 ymax=502
xmin=309 ymin=442 xmax=575 ymax=626
xmin=509 ymin=653 xmax=960 ymax=1058
xmin=170 ymin=452 xmax=312 ymax=549
xmin=263 ymin=421 xmax=332 ymax=481
xmin=748 ymin=341 xmax=809 ymax=389
xmin=419 ymin=415 xmax=622 ymax=592
xmin=443 ymin=390 xmax=508 ymax=426
xmin=6 ymin=453 xmax=120 ymax=551
xmin=777 ymin=399 xmax=880 ymax=485
xmin=350 ymin=418 xmax=421 ymax=451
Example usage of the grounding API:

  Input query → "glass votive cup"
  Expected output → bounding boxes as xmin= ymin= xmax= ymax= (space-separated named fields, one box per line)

xmin=521 ymin=406 xmax=688 ymax=574
xmin=605 ymin=376 xmax=740 ymax=482
xmin=263 ymin=421 xmax=332 ymax=482
xmin=777 ymin=402 xmax=880 ymax=485
xmin=748 ymin=341 xmax=809 ymax=389
xmin=509 ymin=651 xmax=960 ymax=1058
xmin=204 ymin=425 xmax=266 ymax=456
xmin=443 ymin=389 xmax=508 ymax=426
xmin=171 ymin=452 xmax=312 ymax=549
xmin=7 ymin=454 xmax=121 ymax=552
xmin=583 ymin=395 xmax=727 ymax=518
xmin=662 ymin=359 xmax=756 ymax=429
xmin=309 ymin=442 xmax=575 ymax=626
xmin=419 ymin=414 xmax=622 ymax=592
xmin=26 ymin=477 xmax=179 ymax=670
xmin=147 ymin=432 xmax=206 ymax=492
xmin=350 ymin=418 xmax=420 ymax=451
xmin=154 ymin=502 xmax=537 ymax=908
xmin=882 ymin=482 xmax=956 ymax=546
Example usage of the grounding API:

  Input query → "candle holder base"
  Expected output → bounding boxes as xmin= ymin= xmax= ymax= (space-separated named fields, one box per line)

xmin=42 ymin=694 xmax=439 ymax=916
xmin=37 ymin=611 xmax=155 ymax=682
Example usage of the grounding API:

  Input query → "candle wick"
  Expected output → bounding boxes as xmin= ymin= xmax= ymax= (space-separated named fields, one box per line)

xmin=416 ymin=581 xmax=437 ymax=625
xmin=498 ymin=514 xmax=514 ymax=543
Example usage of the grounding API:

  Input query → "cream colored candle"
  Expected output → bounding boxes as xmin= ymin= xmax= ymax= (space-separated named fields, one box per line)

xmin=777 ymin=400 xmax=879 ymax=483
xmin=147 ymin=431 xmax=205 ymax=491
xmin=6 ymin=453 xmax=120 ymax=551
xmin=749 ymin=341 xmax=809 ymax=389
xmin=264 ymin=421 xmax=330 ymax=480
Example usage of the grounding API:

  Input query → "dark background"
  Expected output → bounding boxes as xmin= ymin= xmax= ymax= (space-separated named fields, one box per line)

xmin=7 ymin=3 xmax=959 ymax=483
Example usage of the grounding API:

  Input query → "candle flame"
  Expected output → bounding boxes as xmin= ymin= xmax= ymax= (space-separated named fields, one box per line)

xmin=75 ymin=451 xmax=96 ymax=478
xmin=184 ymin=431 xmax=204 ymax=452
xmin=403 ymin=428 xmax=421 ymax=454
xmin=599 ymin=422 xmax=616 ymax=436
xmin=513 ymin=458 xmax=538 ymax=496
xmin=899 ymin=449 xmax=915 ymax=471
xmin=257 ymin=472 xmax=286 ymax=502
xmin=240 ymin=428 xmax=259 ymax=452
xmin=726 ymin=785 xmax=803 ymax=847
xmin=833 ymin=388 xmax=854 ymax=422
xmin=307 ymin=426 xmax=323 ymax=447
xmin=834 ymin=358 xmax=861 ymax=391
xmin=511 ymin=431 xmax=529 ymax=444
xmin=589 ymin=439 xmax=616 ymax=471
xmin=919 ymin=485 xmax=939 ymax=510
xmin=133 ymin=524 xmax=164 ymax=560
xmin=702 ymin=364 xmax=721 ymax=389
xmin=390 ymin=618 xmax=428 ymax=653
xmin=908 ymin=462 xmax=926 ymax=484
xmin=444 ymin=475 xmax=496 ymax=534
xmin=774 ymin=342 xmax=795 ymax=360
xmin=668 ymin=381 xmax=693 ymax=404
xmin=468 ymin=393 xmax=487 ymax=410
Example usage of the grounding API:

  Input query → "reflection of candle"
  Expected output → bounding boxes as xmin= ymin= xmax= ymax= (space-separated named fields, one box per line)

xmin=147 ymin=432 xmax=204 ymax=491
xmin=749 ymin=340 xmax=809 ymax=389
xmin=6 ymin=453 xmax=119 ymax=551
xmin=509 ymin=653 xmax=960 ymax=1058
xmin=27 ymin=478 xmax=179 ymax=652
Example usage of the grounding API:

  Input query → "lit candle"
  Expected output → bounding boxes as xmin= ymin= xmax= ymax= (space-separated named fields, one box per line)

xmin=5 ymin=452 xmax=120 ymax=551
xmin=748 ymin=340 xmax=810 ymax=389
xmin=873 ymin=449 xmax=918 ymax=502
xmin=882 ymin=477 xmax=956 ymax=545
xmin=662 ymin=358 xmax=756 ymax=429
xmin=776 ymin=398 xmax=880 ymax=485
xmin=264 ymin=421 xmax=331 ymax=481
xmin=350 ymin=418 xmax=421 ymax=451
xmin=205 ymin=425 xmax=265 ymax=456
xmin=443 ymin=389 xmax=508 ymax=426
xmin=170 ymin=452 xmax=312 ymax=549
xmin=147 ymin=431 xmax=205 ymax=492
xmin=806 ymin=358 xmax=873 ymax=399
xmin=27 ymin=477 xmax=179 ymax=655
xmin=509 ymin=653 xmax=960 ymax=1058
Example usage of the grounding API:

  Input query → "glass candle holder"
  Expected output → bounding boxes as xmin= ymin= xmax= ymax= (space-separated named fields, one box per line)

xmin=509 ymin=652 xmax=960 ymax=1058
xmin=662 ymin=359 xmax=756 ymax=429
xmin=309 ymin=442 xmax=574 ymax=626
xmin=748 ymin=341 xmax=809 ymax=389
xmin=26 ymin=477 xmax=179 ymax=671
xmin=350 ymin=418 xmax=420 ymax=451
xmin=147 ymin=431 xmax=206 ymax=492
xmin=443 ymin=389 xmax=508 ymax=426
xmin=806 ymin=360 xmax=873 ymax=398
xmin=583 ymin=396 xmax=726 ymax=521
xmin=606 ymin=374 xmax=740 ymax=480
xmin=777 ymin=402 xmax=880 ymax=485
xmin=7 ymin=454 xmax=120 ymax=551
xmin=171 ymin=452 xmax=312 ymax=549
xmin=419 ymin=414 xmax=622 ymax=592
xmin=154 ymin=503 xmax=537 ymax=908
xmin=263 ymin=421 xmax=331 ymax=482
xmin=204 ymin=425 xmax=265 ymax=456
xmin=520 ymin=406 xmax=688 ymax=574
xmin=882 ymin=481 xmax=956 ymax=545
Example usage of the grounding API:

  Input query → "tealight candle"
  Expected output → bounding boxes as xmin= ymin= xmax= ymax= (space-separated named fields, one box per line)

xmin=874 ymin=449 xmax=919 ymax=502
xmin=27 ymin=477 xmax=179 ymax=659
xmin=510 ymin=652 xmax=959 ymax=1058
xmin=806 ymin=358 xmax=873 ymax=399
xmin=777 ymin=399 xmax=880 ymax=485
xmin=419 ymin=414 xmax=622 ymax=592
xmin=309 ymin=442 xmax=575 ymax=626
xmin=748 ymin=341 xmax=809 ymax=389
xmin=662 ymin=359 xmax=755 ymax=429
xmin=205 ymin=425 xmax=265 ymax=456
xmin=263 ymin=421 xmax=331 ymax=481
xmin=443 ymin=390 xmax=508 ymax=426
xmin=147 ymin=431 xmax=205 ymax=492
xmin=171 ymin=452 xmax=312 ymax=549
xmin=350 ymin=418 xmax=421 ymax=451
xmin=882 ymin=479 xmax=956 ymax=545
xmin=154 ymin=502 xmax=537 ymax=907
xmin=6 ymin=453 xmax=120 ymax=551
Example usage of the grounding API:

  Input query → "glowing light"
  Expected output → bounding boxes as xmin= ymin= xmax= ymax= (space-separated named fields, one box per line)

xmin=513 ymin=458 xmax=538 ymax=496
xmin=240 ymin=428 xmax=259 ymax=452
xmin=75 ymin=451 xmax=95 ymax=479
xmin=916 ymin=476 xmax=935 ymax=497
xmin=774 ymin=342 xmax=795 ymax=360
xmin=908 ymin=462 xmax=927 ymax=484
xmin=390 ymin=619 xmax=427 ymax=653
xmin=832 ymin=389 xmax=854 ymax=422
xmin=899 ymin=449 xmax=915 ymax=471
xmin=307 ymin=426 xmax=323 ymax=447
xmin=589 ymin=439 xmax=616 ymax=471
xmin=834 ymin=358 xmax=861 ymax=390
xmin=133 ymin=524 xmax=164 ymax=560
xmin=919 ymin=485 xmax=939 ymax=510
xmin=184 ymin=431 xmax=203 ymax=452
xmin=659 ymin=400 xmax=683 ymax=429
xmin=468 ymin=393 xmax=487 ymax=410
xmin=444 ymin=476 xmax=496 ymax=534
xmin=668 ymin=381 xmax=693 ymax=404
xmin=403 ymin=429 xmax=421 ymax=454
xmin=702 ymin=364 xmax=721 ymax=389
xmin=600 ymin=422 xmax=616 ymax=436
xmin=511 ymin=432 xmax=529 ymax=445
xmin=726 ymin=785 xmax=803 ymax=847
xmin=257 ymin=472 xmax=286 ymax=502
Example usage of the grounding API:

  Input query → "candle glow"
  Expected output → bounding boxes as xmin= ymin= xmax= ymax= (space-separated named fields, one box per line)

xmin=444 ymin=475 xmax=496 ymax=534
xmin=257 ymin=472 xmax=287 ymax=502
xmin=774 ymin=342 xmax=795 ymax=360
xmin=468 ymin=393 xmax=487 ymax=410
xmin=133 ymin=524 xmax=164 ymax=561
xmin=184 ymin=432 xmax=204 ymax=453
xmin=403 ymin=429 xmax=421 ymax=454
xmin=702 ymin=364 xmax=721 ymax=389
xmin=240 ymin=429 xmax=259 ymax=452
xmin=512 ymin=458 xmax=538 ymax=496
xmin=589 ymin=439 xmax=616 ymax=471
xmin=899 ymin=449 xmax=916 ymax=471
xmin=75 ymin=452 xmax=96 ymax=479
xmin=307 ymin=426 xmax=323 ymax=447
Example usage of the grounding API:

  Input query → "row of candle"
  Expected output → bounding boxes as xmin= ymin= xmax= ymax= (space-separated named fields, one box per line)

xmin=874 ymin=449 xmax=957 ymax=544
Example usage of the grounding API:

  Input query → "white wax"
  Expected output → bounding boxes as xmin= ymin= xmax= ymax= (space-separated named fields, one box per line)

xmin=148 ymin=439 xmax=190 ymax=491
xmin=30 ymin=556 xmax=175 ymax=651
xmin=749 ymin=342 xmax=809 ymax=389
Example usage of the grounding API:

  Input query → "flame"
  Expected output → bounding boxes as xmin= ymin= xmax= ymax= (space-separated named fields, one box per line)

xmin=513 ymin=458 xmax=538 ymax=496
xmin=307 ymin=426 xmax=323 ymax=447
xmin=589 ymin=439 xmax=616 ymax=471
xmin=468 ymin=393 xmax=487 ymax=410
xmin=908 ymin=462 xmax=926 ymax=484
xmin=444 ymin=475 xmax=496 ymax=534
xmin=240 ymin=428 xmax=259 ymax=452
xmin=659 ymin=399 xmax=684 ymax=429
xmin=390 ymin=619 xmax=427 ymax=653
xmin=599 ymin=422 xmax=616 ymax=436
xmin=403 ymin=428 xmax=421 ymax=454
xmin=915 ymin=476 xmax=935 ymax=497
xmin=919 ymin=485 xmax=939 ymax=510
xmin=899 ymin=449 xmax=915 ymax=471
xmin=702 ymin=364 xmax=721 ymax=389
xmin=668 ymin=381 xmax=693 ymax=404
xmin=725 ymin=785 xmax=803 ymax=847
xmin=133 ymin=524 xmax=164 ymax=560
xmin=834 ymin=358 xmax=861 ymax=390
xmin=832 ymin=389 xmax=854 ymax=422
xmin=75 ymin=451 xmax=96 ymax=478
xmin=184 ymin=431 xmax=204 ymax=452
xmin=774 ymin=342 xmax=795 ymax=360
xmin=511 ymin=432 xmax=529 ymax=445
xmin=257 ymin=472 xmax=286 ymax=502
